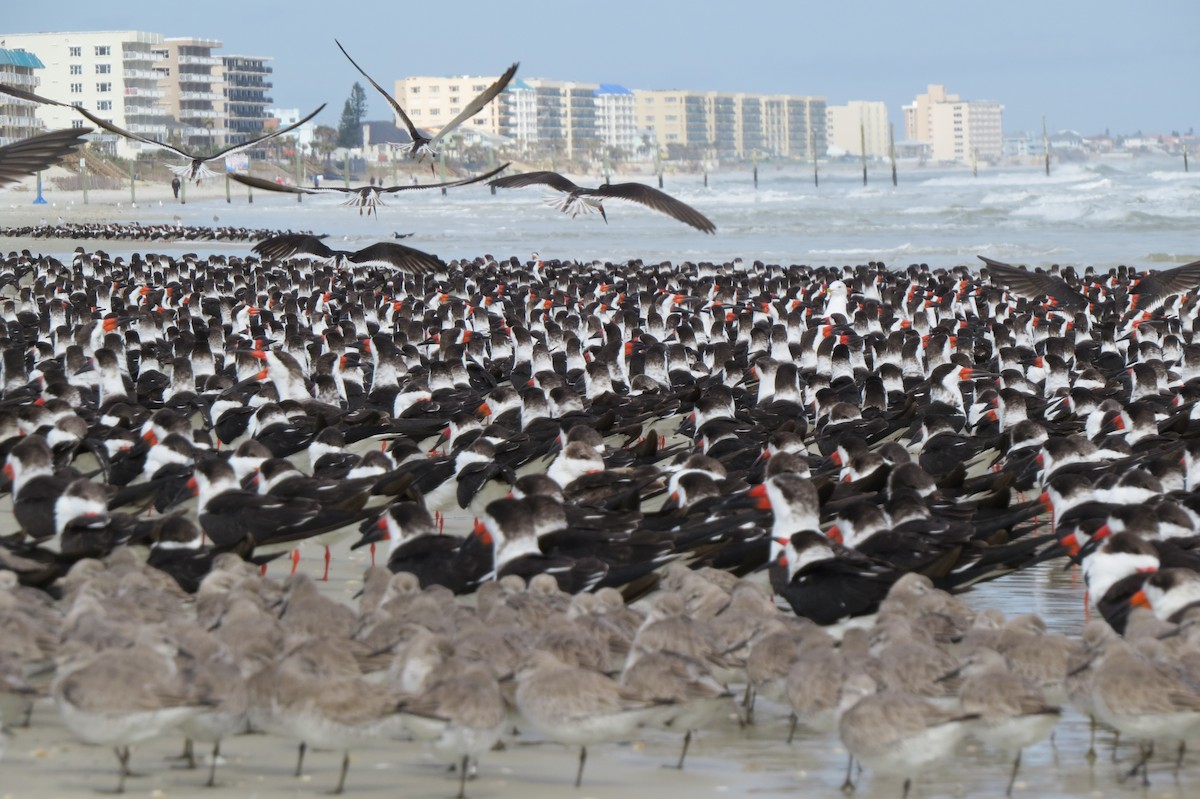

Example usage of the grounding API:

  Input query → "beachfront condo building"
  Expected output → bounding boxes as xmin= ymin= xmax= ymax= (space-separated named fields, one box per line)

xmin=826 ymin=101 xmax=890 ymax=159
xmin=903 ymin=84 xmax=1004 ymax=165
xmin=1 ymin=30 xmax=171 ymax=159
xmin=392 ymin=72 xmax=510 ymax=144
xmin=221 ymin=54 xmax=273 ymax=146
xmin=636 ymin=89 xmax=827 ymax=161
xmin=0 ymin=45 xmax=46 ymax=145
xmin=154 ymin=38 xmax=225 ymax=153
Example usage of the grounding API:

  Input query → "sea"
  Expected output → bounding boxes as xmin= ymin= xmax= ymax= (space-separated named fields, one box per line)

xmin=157 ymin=154 xmax=1200 ymax=272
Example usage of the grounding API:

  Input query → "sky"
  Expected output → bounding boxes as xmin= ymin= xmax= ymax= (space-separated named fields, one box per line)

xmin=2 ymin=0 xmax=1196 ymax=137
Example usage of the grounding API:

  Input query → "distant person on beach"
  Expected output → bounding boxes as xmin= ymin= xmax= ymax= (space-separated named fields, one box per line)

xmin=171 ymin=176 xmax=181 ymax=199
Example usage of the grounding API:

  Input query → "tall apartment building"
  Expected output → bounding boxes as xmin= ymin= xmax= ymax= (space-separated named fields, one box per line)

xmin=1 ymin=30 xmax=169 ymax=159
xmin=636 ymin=89 xmax=826 ymax=160
xmin=0 ymin=46 xmax=46 ymax=145
xmin=903 ymin=85 xmax=1003 ymax=164
xmin=594 ymin=84 xmax=636 ymax=155
xmin=392 ymin=71 xmax=508 ymax=144
xmin=155 ymin=37 xmax=224 ymax=152
xmin=826 ymin=101 xmax=889 ymax=158
xmin=222 ymin=55 xmax=273 ymax=146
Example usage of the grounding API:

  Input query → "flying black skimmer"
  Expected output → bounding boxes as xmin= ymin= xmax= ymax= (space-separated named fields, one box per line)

xmin=0 ymin=127 xmax=94 ymax=189
xmin=490 ymin=171 xmax=717 ymax=233
xmin=252 ymin=233 xmax=445 ymax=274
xmin=979 ymin=256 xmax=1089 ymax=311
xmin=228 ymin=161 xmax=510 ymax=216
xmin=335 ymin=40 xmax=517 ymax=167
xmin=72 ymin=103 xmax=325 ymax=183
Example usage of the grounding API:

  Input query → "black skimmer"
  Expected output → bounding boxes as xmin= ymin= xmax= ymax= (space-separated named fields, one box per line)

xmin=228 ymin=161 xmax=511 ymax=216
xmin=334 ymin=40 xmax=517 ymax=167
xmin=0 ymin=127 xmax=94 ymax=188
xmin=252 ymin=233 xmax=445 ymax=275
xmin=72 ymin=103 xmax=325 ymax=183
xmin=980 ymin=257 xmax=1089 ymax=312
xmin=489 ymin=171 xmax=717 ymax=233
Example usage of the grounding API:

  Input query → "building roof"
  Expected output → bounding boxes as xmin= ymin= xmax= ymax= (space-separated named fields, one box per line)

xmin=506 ymin=79 xmax=533 ymax=92
xmin=0 ymin=47 xmax=45 ymax=69
xmin=597 ymin=84 xmax=632 ymax=96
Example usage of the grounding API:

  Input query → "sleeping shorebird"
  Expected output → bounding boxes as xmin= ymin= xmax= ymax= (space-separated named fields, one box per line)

xmin=0 ymin=127 xmax=94 ymax=188
xmin=489 ymin=170 xmax=717 ymax=233
xmin=334 ymin=39 xmax=516 ymax=168
xmin=228 ymin=161 xmax=509 ymax=217
xmin=71 ymin=103 xmax=326 ymax=183
xmin=252 ymin=233 xmax=445 ymax=275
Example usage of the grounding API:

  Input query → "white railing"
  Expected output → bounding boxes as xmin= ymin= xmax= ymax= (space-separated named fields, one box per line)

xmin=178 ymin=55 xmax=222 ymax=66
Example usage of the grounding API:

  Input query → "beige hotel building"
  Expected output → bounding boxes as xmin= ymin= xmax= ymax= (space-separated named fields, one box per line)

xmin=903 ymin=84 xmax=1003 ymax=165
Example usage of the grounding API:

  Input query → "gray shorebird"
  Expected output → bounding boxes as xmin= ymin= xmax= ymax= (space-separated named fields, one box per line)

xmin=490 ymin=170 xmax=717 ymax=233
xmin=335 ymin=40 xmax=516 ymax=167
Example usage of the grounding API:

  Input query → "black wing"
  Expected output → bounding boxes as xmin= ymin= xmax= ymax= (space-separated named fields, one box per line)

xmin=376 ymin=162 xmax=512 ymax=194
xmin=335 ymin=39 xmax=422 ymax=142
xmin=229 ymin=172 xmax=318 ymax=195
xmin=489 ymin=170 xmax=583 ymax=194
xmin=0 ymin=128 xmax=93 ymax=188
xmin=347 ymin=241 xmax=445 ymax=276
xmin=978 ymin=256 xmax=1088 ymax=311
xmin=253 ymin=233 xmax=335 ymax=261
xmin=590 ymin=182 xmax=717 ymax=233
xmin=72 ymin=105 xmax=194 ymax=159
xmin=428 ymin=63 xmax=519 ymax=148
xmin=206 ymin=104 xmax=326 ymax=161
xmin=0 ymin=83 xmax=70 ymax=107
xmin=1132 ymin=259 xmax=1200 ymax=303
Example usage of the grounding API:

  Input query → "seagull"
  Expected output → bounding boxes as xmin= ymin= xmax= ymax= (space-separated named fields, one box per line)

xmin=71 ymin=103 xmax=326 ymax=183
xmin=979 ymin=256 xmax=1089 ymax=311
xmin=490 ymin=171 xmax=717 ymax=233
xmin=252 ymin=233 xmax=445 ymax=275
xmin=334 ymin=39 xmax=517 ymax=167
xmin=228 ymin=161 xmax=510 ymax=217
xmin=0 ymin=127 xmax=93 ymax=188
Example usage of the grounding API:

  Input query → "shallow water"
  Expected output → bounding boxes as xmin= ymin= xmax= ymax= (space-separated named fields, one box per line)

xmin=49 ymin=156 xmax=1198 ymax=272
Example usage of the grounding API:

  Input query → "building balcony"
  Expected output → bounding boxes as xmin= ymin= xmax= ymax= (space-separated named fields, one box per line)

xmin=123 ymin=50 xmax=166 ymax=62
xmin=181 ymin=90 xmax=223 ymax=101
xmin=0 ymin=72 xmax=38 ymax=87
xmin=178 ymin=54 xmax=222 ymax=66
xmin=177 ymin=72 xmax=221 ymax=84
xmin=123 ymin=86 xmax=165 ymax=98
xmin=125 ymin=123 xmax=168 ymax=135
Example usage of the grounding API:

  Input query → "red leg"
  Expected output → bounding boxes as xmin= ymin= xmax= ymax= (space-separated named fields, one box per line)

xmin=322 ymin=546 xmax=331 ymax=581
xmin=369 ymin=542 xmax=376 ymax=567
xmin=290 ymin=548 xmax=300 ymax=575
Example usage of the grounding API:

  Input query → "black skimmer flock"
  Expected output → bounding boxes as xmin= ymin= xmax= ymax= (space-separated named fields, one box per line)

xmin=5 ymin=47 xmax=1200 ymax=799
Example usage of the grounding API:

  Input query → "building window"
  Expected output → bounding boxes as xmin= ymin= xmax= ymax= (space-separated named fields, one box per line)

xmin=472 ymin=84 xmax=485 ymax=92
xmin=428 ymin=85 xmax=438 ymax=93
xmin=69 ymin=46 xmax=81 ymax=57
xmin=96 ymin=82 xmax=111 ymax=93
xmin=97 ymin=100 xmax=112 ymax=111
xmin=70 ymin=83 xmax=83 ymax=93
xmin=96 ymin=64 xmax=111 ymax=74
xmin=428 ymin=108 xmax=440 ymax=116
xmin=450 ymin=97 xmax=459 ymax=104
xmin=70 ymin=64 xmax=82 ymax=75
xmin=95 ymin=45 xmax=110 ymax=56
xmin=410 ymin=86 xmax=420 ymax=94
xmin=449 ymin=85 xmax=459 ymax=92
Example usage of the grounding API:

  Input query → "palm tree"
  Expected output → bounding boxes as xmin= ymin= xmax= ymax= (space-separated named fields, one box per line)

xmin=313 ymin=125 xmax=338 ymax=173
